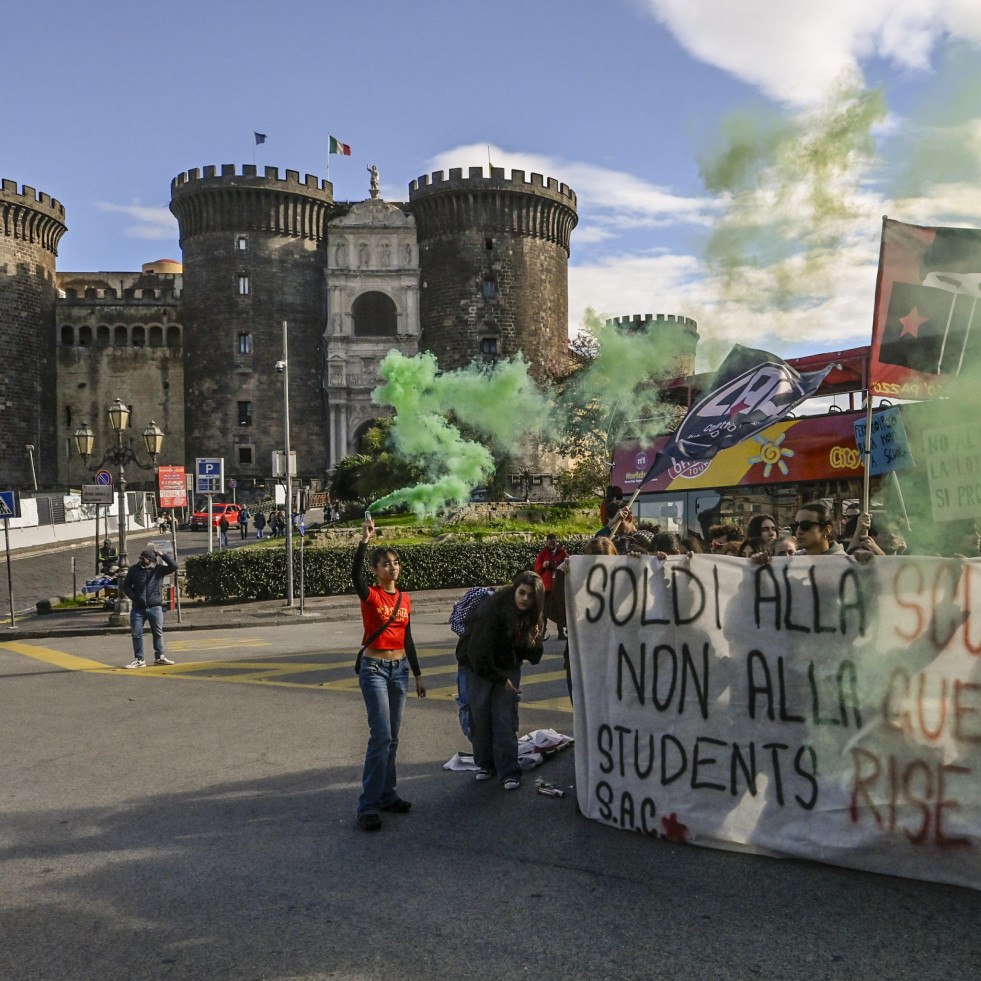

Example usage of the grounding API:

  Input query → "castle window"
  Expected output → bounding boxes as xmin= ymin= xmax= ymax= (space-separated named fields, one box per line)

xmin=352 ymin=291 xmax=397 ymax=337
xmin=61 ymin=326 xmax=74 ymax=346
xmin=114 ymin=326 xmax=128 ymax=346
xmin=481 ymin=337 xmax=498 ymax=355
xmin=132 ymin=326 xmax=145 ymax=348
xmin=238 ymin=274 xmax=250 ymax=295
xmin=97 ymin=325 xmax=111 ymax=346
xmin=78 ymin=326 xmax=92 ymax=346
xmin=238 ymin=332 xmax=253 ymax=354
xmin=236 ymin=236 xmax=248 ymax=251
xmin=485 ymin=238 xmax=493 ymax=250
xmin=482 ymin=277 xmax=497 ymax=299
xmin=237 ymin=445 xmax=253 ymax=465
xmin=238 ymin=401 xmax=253 ymax=427
xmin=166 ymin=326 xmax=181 ymax=347
xmin=148 ymin=325 xmax=163 ymax=347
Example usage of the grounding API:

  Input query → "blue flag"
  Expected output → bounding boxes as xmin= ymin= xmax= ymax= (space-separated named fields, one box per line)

xmin=642 ymin=344 xmax=832 ymax=485
xmin=254 ymin=132 xmax=267 ymax=145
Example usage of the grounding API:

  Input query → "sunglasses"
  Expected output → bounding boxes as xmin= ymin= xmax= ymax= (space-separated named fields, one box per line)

xmin=791 ymin=520 xmax=826 ymax=533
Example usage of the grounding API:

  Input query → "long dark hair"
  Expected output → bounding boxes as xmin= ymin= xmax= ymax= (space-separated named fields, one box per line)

xmin=488 ymin=570 xmax=544 ymax=644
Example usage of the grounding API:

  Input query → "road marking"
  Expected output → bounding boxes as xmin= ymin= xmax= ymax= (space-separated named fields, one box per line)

xmin=0 ymin=641 xmax=113 ymax=673
xmin=0 ymin=641 xmax=572 ymax=710
xmin=166 ymin=637 xmax=270 ymax=652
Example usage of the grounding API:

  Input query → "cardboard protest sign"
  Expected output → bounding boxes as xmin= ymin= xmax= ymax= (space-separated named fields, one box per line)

xmin=567 ymin=553 xmax=981 ymax=891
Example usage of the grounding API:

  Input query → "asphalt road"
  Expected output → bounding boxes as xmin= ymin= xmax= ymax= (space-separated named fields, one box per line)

xmin=2 ymin=614 xmax=980 ymax=980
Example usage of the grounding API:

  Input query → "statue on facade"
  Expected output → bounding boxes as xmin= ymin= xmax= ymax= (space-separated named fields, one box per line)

xmin=367 ymin=164 xmax=380 ymax=199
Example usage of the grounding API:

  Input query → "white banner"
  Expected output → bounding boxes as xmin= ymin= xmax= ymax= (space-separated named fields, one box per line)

xmin=568 ymin=553 xmax=981 ymax=890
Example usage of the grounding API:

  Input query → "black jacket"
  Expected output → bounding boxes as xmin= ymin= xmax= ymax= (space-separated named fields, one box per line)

xmin=122 ymin=553 xmax=178 ymax=610
xmin=457 ymin=600 xmax=543 ymax=685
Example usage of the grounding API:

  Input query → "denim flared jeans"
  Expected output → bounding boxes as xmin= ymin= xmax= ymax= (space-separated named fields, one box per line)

xmin=358 ymin=655 xmax=409 ymax=816
xmin=462 ymin=663 xmax=522 ymax=782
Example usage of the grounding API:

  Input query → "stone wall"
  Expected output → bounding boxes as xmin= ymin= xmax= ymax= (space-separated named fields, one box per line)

xmin=0 ymin=180 xmax=67 ymax=488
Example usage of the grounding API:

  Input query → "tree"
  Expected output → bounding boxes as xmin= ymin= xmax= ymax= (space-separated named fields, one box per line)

xmin=327 ymin=420 xmax=425 ymax=505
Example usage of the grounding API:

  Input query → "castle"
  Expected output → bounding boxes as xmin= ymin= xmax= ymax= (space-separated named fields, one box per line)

xmin=1 ymin=162 xmax=697 ymax=498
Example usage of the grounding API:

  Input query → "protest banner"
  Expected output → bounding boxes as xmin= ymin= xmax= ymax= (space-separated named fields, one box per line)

xmin=567 ymin=553 xmax=981 ymax=891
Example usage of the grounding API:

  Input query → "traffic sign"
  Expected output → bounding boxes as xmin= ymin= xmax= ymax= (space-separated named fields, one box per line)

xmin=0 ymin=491 xmax=21 ymax=519
xmin=82 ymin=484 xmax=113 ymax=505
xmin=196 ymin=458 xmax=224 ymax=494
xmin=95 ymin=470 xmax=113 ymax=486
xmin=229 ymin=479 xmax=238 ymax=489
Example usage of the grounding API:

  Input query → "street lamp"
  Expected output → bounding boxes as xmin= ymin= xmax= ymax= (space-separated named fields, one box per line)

xmin=74 ymin=399 xmax=164 ymax=625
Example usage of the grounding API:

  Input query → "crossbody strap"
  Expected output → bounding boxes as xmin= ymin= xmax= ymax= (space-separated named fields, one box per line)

xmin=354 ymin=591 xmax=403 ymax=673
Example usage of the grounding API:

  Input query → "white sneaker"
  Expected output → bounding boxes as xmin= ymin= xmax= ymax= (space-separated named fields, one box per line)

xmin=475 ymin=768 xmax=494 ymax=781
xmin=504 ymin=778 xmax=521 ymax=791
xmin=124 ymin=658 xmax=146 ymax=669
xmin=154 ymin=655 xmax=175 ymax=665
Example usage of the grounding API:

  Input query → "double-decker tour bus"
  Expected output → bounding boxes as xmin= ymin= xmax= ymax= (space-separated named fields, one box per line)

xmin=609 ymin=347 xmax=889 ymax=541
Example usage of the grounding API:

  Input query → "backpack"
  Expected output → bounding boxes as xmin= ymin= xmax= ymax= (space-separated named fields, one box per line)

xmin=449 ymin=586 xmax=495 ymax=636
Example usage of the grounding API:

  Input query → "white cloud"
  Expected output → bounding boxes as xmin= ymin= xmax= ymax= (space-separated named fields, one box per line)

xmin=96 ymin=202 xmax=176 ymax=240
xmin=427 ymin=145 xmax=714 ymax=230
xmin=641 ymin=0 xmax=981 ymax=105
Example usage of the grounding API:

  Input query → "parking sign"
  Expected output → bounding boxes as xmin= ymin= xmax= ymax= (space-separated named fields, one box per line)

xmin=196 ymin=458 xmax=224 ymax=494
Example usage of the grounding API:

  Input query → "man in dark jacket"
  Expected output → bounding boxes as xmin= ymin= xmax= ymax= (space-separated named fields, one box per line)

xmin=122 ymin=548 xmax=179 ymax=668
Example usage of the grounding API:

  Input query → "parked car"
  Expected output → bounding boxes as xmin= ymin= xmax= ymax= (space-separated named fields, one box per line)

xmin=188 ymin=502 xmax=243 ymax=531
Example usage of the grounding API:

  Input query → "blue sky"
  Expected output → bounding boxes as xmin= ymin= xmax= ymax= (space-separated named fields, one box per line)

xmin=6 ymin=0 xmax=981 ymax=367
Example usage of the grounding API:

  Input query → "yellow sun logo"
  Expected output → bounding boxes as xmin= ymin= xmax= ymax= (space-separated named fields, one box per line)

xmin=748 ymin=433 xmax=794 ymax=478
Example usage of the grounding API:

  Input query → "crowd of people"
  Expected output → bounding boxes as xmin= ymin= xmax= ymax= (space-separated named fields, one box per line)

xmin=121 ymin=491 xmax=981 ymax=833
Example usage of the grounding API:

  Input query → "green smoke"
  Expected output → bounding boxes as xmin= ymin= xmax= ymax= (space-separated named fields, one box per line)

xmin=890 ymin=44 xmax=981 ymax=206
xmin=367 ymin=351 xmax=552 ymax=517
xmin=698 ymin=74 xmax=887 ymax=310
xmin=557 ymin=309 xmax=687 ymax=454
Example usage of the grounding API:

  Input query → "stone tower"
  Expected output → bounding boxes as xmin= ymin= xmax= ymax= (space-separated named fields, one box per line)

xmin=0 ymin=179 xmax=67 ymax=488
xmin=169 ymin=165 xmax=334 ymax=488
xmin=605 ymin=313 xmax=699 ymax=378
xmin=409 ymin=167 xmax=578 ymax=383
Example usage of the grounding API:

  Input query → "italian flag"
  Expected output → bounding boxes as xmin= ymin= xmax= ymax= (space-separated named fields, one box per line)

xmin=329 ymin=136 xmax=352 ymax=156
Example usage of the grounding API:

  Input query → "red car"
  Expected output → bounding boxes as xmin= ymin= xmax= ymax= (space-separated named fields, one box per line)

xmin=189 ymin=502 xmax=243 ymax=531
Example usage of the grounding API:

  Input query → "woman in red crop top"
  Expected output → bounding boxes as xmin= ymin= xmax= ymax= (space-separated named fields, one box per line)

xmin=353 ymin=516 xmax=426 ymax=831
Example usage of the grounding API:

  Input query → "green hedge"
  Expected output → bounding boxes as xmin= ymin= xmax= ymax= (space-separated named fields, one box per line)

xmin=183 ymin=536 xmax=594 ymax=602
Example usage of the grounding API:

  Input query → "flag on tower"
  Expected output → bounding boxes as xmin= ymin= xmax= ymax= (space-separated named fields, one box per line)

xmin=329 ymin=135 xmax=352 ymax=156
xmin=254 ymin=132 xmax=267 ymax=145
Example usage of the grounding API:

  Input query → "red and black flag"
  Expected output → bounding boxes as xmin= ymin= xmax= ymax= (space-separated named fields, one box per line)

xmin=871 ymin=218 xmax=981 ymax=398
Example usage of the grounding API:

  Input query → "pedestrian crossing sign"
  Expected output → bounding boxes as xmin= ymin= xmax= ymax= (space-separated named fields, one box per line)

xmin=0 ymin=491 xmax=21 ymax=519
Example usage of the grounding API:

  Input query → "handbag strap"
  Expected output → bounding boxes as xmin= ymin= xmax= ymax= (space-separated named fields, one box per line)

xmin=359 ymin=590 xmax=403 ymax=654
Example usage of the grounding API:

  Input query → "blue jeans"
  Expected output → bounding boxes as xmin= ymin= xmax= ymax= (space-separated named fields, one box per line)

xmin=456 ymin=666 xmax=472 ymax=740
xmin=358 ymin=655 xmax=409 ymax=815
xmin=462 ymin=663 xmax=521 ymax=782
xmin=130 ymin=605 xmax=165 ymax=660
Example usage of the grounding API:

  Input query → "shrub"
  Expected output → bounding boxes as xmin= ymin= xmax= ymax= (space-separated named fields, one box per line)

xmin=183 ymin=536 xmax=594 ymax=602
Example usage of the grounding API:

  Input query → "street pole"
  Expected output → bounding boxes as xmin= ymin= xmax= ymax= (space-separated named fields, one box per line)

xmin=4 ymin=516 xmax=13 ymax=628
xmin=108 ymin=435 xmax=129 ymax=627
xmin=283 ymin=320 xmax=294 ymax=607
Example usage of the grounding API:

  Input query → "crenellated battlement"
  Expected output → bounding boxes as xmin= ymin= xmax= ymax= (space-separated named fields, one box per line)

xmin=60 ymin=286 xmax=182 ymax=303
xmin=1 ymin=178 xmax=68 ymax=254
xmin=607 ymin=313 xmax=699 ymax=335
xmin=409 ymin=166 xmax=576 ymax=206
xmin=171 ymin=164 xmax=332 ymax=198
xmin=0 ymin=179 xmax=66 ymax=219
xmin=410 ymin=166 xmax=577 ymax=253
xmin=170 ymin=164 xmax=335 ymax=243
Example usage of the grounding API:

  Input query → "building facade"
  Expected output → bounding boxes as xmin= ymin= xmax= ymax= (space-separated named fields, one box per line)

xmin=2 ymin=162 xmax=591 ymax=497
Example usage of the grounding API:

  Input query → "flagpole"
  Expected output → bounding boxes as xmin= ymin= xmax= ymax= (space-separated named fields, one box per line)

xmin=863 ymin=217 xmax=888 ymax=516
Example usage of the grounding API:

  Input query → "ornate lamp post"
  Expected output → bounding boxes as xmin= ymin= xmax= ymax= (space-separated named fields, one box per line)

xmin=74 ymin=399 xmax=164 ymax=625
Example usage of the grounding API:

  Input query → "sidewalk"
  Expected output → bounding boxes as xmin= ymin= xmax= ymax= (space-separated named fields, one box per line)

xmin=3 ymin=588 xmax=463 ymax=641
